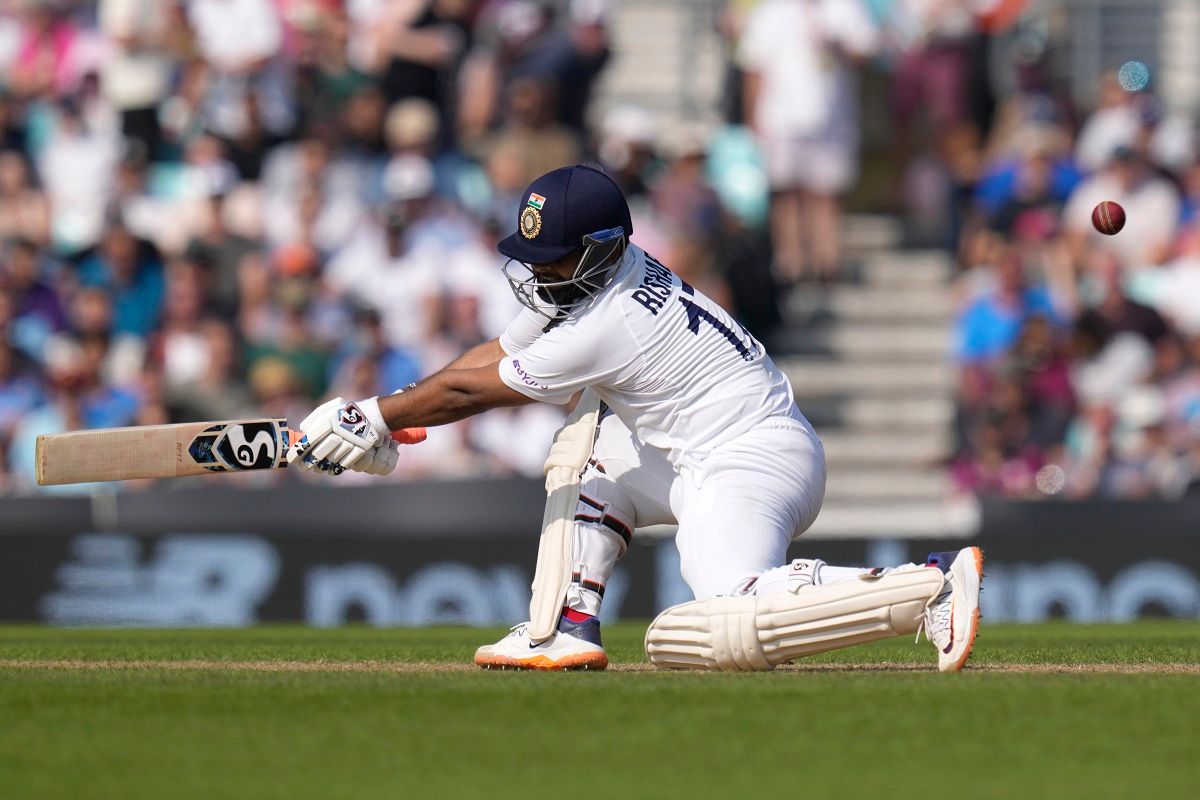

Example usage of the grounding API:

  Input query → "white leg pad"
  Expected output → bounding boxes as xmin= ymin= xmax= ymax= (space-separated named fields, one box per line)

xmin=527 ymin=391 xmax=601 ymax=641
xmin=644 ymin=566 xmax=944 ymax=671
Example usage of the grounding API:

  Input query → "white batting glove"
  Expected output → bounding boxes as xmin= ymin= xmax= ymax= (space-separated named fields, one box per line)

xmin=288 ymin=396 xmax=398 ymax=477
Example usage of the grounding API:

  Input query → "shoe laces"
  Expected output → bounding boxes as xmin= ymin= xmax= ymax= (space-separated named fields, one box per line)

xmin=915 ymin=587 xmax=952 ymax=646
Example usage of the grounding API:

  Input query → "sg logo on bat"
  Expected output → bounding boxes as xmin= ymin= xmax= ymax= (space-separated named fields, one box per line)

xmin=190 ymin=420 xmax=289 ymax=473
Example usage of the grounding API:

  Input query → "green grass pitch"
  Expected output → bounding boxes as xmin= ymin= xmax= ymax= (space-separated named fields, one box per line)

xmin=2 ymin=622 xmax=1198 ymax=799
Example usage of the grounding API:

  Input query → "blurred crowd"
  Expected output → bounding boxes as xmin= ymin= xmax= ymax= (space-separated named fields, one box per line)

xmin=720 ymin=0 xmax=1200 ymax=501
xmin=2 ymin=0 xmax=1196 ymax=502
xmin=0 ymin=0 xmax=744 ymax=491
xmin=950 ymin=67 xmax=1200 ymax=501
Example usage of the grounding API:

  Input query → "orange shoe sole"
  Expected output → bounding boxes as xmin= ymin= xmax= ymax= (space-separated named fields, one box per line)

xmin=474 ymin=651 xmax=609 ymax=671
xmin=948 ymin=546 xmax=985 ymax=672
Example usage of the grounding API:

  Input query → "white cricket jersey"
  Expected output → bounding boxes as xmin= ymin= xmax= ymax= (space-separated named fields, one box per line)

xmin=498 ymin=245 xmax=807 ymax=469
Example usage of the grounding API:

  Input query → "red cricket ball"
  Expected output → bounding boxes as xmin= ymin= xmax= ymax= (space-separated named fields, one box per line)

xmin=1092 ymin=200 xmax=1126 ymax=235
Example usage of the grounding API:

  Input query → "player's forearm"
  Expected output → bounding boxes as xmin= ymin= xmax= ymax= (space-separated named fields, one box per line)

xmin=441 ymin=338 xmax=506 ymax=371
xmin=376 ymin=362 xmax=528 ymax=429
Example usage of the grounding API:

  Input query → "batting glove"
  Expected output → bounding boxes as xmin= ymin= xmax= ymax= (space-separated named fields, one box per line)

xmin=288 ymin=396 xmax=398 ymax=476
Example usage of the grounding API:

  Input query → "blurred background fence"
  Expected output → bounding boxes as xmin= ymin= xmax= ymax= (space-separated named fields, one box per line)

xmin=3 ymin=480 xmax=1199 ymax=624
xmin=1 ymin=0 xmax=1198 ymax=624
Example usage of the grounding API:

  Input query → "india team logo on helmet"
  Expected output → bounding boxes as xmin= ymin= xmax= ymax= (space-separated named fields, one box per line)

xmin=520 ymin=193 xmax=547 ymax=238
xmin=520 ymin=206 xmax=542 ymax=239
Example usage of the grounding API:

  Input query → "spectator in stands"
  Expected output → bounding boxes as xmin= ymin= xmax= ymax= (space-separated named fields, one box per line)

xmin=37 ymin=98 xmax=120 ymax=255
xmin=98 ymin=0 xmax=179 ymax=158
xmin=245 ymin=355 xmax=310 ymax=426
xmin=1007 ymin=315 xmax=1074 ymax=448
xmin=1061 ymin=402 xmax=1122 ymax=498
xmin=0 ymin=338 xmax=42 ymax=438
xmin=1153 ymin=227 xmax=1200 ymax=336
xmin=596 ymin=104 xmax=658 ymax=208
xmin=158 ymin=57 xmax=210 ymax=161
xmin=62 ymin=332 xmax=141 ymax=429
xmin=0 ymin=149 xmax=51 ymax=246
xmin=186 ymin=0 xmax=294 ymax=139
xmin=290 ymin=3 xmax=372 ymax=136
xmin=968 ymin=125 xmax=1080 ymax=256
xmin=8 ymin=0 xmax=87 ymax=101
xmin=483 ymin=75 xmax=580 ymax=189
xmin=182 ymin=177 xmax=258 ymax=317
xmin=441 ymin=213 xmax=523 ymax=340
xmin=1074 ymin=250 xmax=1169 ymax=352
xmin=326 ymin=157 xmax=445 ymax=356
xmin=738 ymin=0 xmax=880 ymax=284
xmin=243 ymin=266 xmax=328 ymax=402
xmin=341 ymin=84 xmax=389 ymax=161
xmin=651 ymin=125 xmax=722 ymax=244
xmin=77 ymin=222 xmax=165 ymax=338
xmin=457 ymin=0 xmax=553 ymax=151
xmin=2 ymin=237 xmax=66 ymax=360
xmin=156 ymin=257 xmax=215 ymax=390
xmin=109 ymin=140 xmax=171 ymax=249
xmin=955 ymin=247 xmax=1062 ymax=364
xmin=0 ymin=89 xmax=27 ymax=152
xmin=62 ymin=284 xmax=142 ymax=386
xmin=888 ymin=0 xmax=978 ymax=136
xmin=166 ymin=318 xmax=255 ymax=422
xmin=220 ymin=90 xmax=289 ymax=182
xmin=382 ymin=97 xmax=469 ymax=206
xmin=525 ymin=0 xmax=613 ymax=134
xmin=1075 ymin=74 xmax=1193 ymax=176
xmin=650 ymin=126 xmax=733 ymax=310
xmin=371 ymin=0 xmax=474 ymax=120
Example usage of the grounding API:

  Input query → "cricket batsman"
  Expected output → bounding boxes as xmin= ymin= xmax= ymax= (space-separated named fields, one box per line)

xmin=289 ymin=164 xmax=983 ymax=672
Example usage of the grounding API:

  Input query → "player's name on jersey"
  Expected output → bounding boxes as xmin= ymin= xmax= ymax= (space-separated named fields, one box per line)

xmin=632 ymin=255 xmax=674 ymax=315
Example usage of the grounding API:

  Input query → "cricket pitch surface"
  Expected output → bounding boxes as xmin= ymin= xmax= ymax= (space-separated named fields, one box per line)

xmin=3 ymin=622 xmax=1197 ymax=798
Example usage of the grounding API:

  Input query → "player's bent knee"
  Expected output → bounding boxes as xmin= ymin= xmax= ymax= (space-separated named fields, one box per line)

xmin=644 ymin=566 xmax=944 ymax=671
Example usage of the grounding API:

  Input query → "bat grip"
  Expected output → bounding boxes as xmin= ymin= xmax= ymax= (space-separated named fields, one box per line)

xmin=390 ymin=427 xmax=428 ymax=445
xmin=286 ymin=427 xmax=428 ymax=447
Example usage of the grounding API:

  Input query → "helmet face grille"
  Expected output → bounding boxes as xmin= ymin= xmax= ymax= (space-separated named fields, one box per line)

xmin=503 ymin=230 xmax=627 ymax=321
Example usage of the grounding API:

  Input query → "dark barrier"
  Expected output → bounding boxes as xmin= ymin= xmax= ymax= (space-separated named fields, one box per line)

xmin=1 ymin=483 xmax=1198 ymax=625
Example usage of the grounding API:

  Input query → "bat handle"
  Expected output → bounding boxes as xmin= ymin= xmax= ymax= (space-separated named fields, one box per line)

xmin=286 ymin=427 xmax=428 ymax=447
xmin=390 ymin=427 xmax=427 ymax=445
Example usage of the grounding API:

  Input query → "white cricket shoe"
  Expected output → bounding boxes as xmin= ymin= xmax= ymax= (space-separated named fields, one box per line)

xmin=474 ymin=616 xmax=608 ymax=671
xmin=921 ymin=547 xmax=984 ymax=672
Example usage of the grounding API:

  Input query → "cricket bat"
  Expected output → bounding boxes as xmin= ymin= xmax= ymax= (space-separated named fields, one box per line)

xmin=35 ymin=419 xmax=427 ymax=486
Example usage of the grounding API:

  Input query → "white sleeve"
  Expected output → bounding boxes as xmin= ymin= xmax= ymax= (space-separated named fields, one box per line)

xmin=498 ymin=307 xmax=548 ymax=355
xmin=498 ymin=315 xmax=638 ymax=404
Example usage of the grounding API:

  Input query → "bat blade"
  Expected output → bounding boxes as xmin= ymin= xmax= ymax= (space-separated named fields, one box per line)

xmin=36 ymin=419 xmax=291 ymax=486
xmin=35 ymin=420 xmax=429 ymax=486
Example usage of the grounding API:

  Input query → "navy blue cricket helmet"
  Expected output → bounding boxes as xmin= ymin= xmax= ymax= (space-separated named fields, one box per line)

xmin=498 ymin=164 xmax=633 ymax=319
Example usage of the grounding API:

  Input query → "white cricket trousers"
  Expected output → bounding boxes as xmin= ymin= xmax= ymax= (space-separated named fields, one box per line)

xmin=567 ymin=410 xmax=827 ymax=607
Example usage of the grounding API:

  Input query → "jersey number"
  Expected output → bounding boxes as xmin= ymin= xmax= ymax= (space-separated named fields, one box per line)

xmin=644 ymin=253 xmax=760 ymax=361
xmin=678 ymin=284 xmax=760 ymax=361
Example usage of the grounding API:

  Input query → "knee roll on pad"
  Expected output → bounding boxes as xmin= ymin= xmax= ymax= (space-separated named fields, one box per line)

xmin=644 ymin=566 xmax=944 ymax=671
